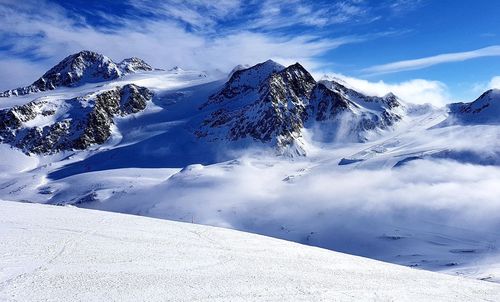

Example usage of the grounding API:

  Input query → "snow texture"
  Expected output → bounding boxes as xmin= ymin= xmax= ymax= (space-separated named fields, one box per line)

xmin=0 ymin=200 xmax=499 ymax=302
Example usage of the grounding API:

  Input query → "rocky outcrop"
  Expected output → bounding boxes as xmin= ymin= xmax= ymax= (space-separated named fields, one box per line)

xmin=197 ymin=60 xmax=405 ymax=153
xmin=307 ymin=80 xmax=404 ymax=141
xmin=0 ymin=84 xmax=152 ymax=154
xmin=198 ymin=61 xmax=316 ymax=154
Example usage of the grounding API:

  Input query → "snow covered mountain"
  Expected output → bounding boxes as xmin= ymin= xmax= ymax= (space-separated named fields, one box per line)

xmin=307 ymin=80 xmax=405 ymax=142
xmin=1 ymin=51 xmax=500 ymax=288
xmin=0 ymin=55 xmax=408 ymax=156
xmin=198 ymin=60 xmax=406 ymax=155
xmin=198 ymin=61 xmax=315 ymax=155
xmin=445 ymin=89 xmax=500 ymax=125
xmin=0 ymin=84 xmax=152 ymax=154
xmin=1 ymin=200 xmax=499 ymax=301
xmin=0 ymin=51 xmax=152 ymax=97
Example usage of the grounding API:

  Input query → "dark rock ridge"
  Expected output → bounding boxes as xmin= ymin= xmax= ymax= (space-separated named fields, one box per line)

xmin=0 ymin=51 xmax=154 ymax=97
xmin=308 ymin=80 xmax=404 ymax=141
xmin=197 ymin=61 xmax=315 ymax=155
xmin=0 ymin=84 xmax=152 ymax=154
xmin=197 ymin=60 xmax=405 ymax=154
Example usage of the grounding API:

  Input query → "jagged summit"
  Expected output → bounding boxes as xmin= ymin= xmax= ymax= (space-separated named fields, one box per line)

xmin=0 ymin=51 xmax=154 ymax=97
xmin=198 ymin=60 xmax=406 ymax=153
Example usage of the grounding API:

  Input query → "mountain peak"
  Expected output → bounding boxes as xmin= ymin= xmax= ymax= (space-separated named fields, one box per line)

xmin=255 ymin=59 xmax=285 ymax=71
xmin=0 ymin=51 xmax=155 ymax=97
xmin=480 ymin=88 xmax=500 ymax=98
xmin=118 ymin=57 xmax=153 ymax=73
xmin=442 ymin=88 xmax=500 ymax=126
xmin=169 ymin=66 xmax=184 ymax=72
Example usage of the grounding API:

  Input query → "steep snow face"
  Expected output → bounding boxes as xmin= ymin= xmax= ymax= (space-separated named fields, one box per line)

xmin=118 ymin=57 xmax=153 ymax=73
xmin=446 ymin=89 xmax=500 ymax=125
xmin=198 ymin=62 xmax=315 ymax=155
xmin=1 ymin=200 xmax=499 ymax=302
xmin=0 ymin=84 xmax=152 ymax=154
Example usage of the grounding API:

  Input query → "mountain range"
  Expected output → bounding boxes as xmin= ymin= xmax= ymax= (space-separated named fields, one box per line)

xmin=1 ymin=50 xmax=500 ymax=284
xmin=2 ymin=50 xmax=497 ymax=158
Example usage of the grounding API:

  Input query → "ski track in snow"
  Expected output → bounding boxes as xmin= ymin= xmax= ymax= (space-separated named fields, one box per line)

xmin=1 ymin=201 xmax=500 ymax=301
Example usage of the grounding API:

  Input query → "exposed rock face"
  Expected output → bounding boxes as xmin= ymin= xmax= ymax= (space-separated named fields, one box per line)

xmin=0 ymin=84 xmax=152 ymax=154
xmin=197 ymin=60 xmax=405 ymax=154
xmin=198 ymin=61 xmax=316 ymax=155
xmin=0 ymin=51 xmax=154 ymax=97
xmin=307 ymin=80 xmax=404 ymax=142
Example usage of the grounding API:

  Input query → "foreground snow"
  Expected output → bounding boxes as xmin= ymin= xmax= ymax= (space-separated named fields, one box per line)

xmin=0 ymin=201 xmax=499 ymax=301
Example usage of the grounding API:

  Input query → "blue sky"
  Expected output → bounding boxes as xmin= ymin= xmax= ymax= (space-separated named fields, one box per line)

xmin=1 ymin=0 xmax=500 ymax=105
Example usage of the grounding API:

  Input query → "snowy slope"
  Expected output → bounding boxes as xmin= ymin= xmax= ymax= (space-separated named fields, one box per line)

xmin=1 ymin=200 xmax=499 ymax=302
xmin=444 ymin=89 xmax=500 ymax=125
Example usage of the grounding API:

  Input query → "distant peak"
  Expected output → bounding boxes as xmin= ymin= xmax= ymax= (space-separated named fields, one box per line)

xmin=169 ymin=66 xmax=183 ymax=72
xmin=283 ymin=62 xmax=307 ymax=72
xmin=66 ymin=50 xmax=107 ymax=61
xmin=263 ymin=59 xmax=278 ymax=64
xmin=228 ymin=64 xmax=251 ymax=79
xmin=120 ymin=57 xmax=145 ymax=63
xmin=118 ymin=57 xmax=153 ymax=73
xmin=482 ymin=88 xmax=500 ymax=96
xmin=258 ymin=59 xmax=285 ymax=69
xmin=73 ymin=50 xmax=102 ymax=56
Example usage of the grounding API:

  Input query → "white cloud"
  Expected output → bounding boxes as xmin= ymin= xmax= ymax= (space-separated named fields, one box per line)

xmin=85 ymin=155 xmax=500 ymax=268
xmin=488 ymin=76 xmax=500 ymax=89
xmin=470 ymin=76 xmax=500 ymax=98
xmin=250 ymin=0 xmax=372 ymax=30
xmin=0 ymin=1 xmax=369 ymax=90
xmin=0 ymin=58 xmax=48 ymax=91
xmin=126 ymin=0 xmax=242 ymax=30
xmin=362 ymin=45 xmax=500 ymax=75
xmin=315 ymin=72 xmax=450 ymax=106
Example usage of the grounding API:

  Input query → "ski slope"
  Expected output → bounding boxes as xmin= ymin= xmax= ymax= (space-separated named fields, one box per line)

xmin=0 ymin=200 xmax=499 ymax=301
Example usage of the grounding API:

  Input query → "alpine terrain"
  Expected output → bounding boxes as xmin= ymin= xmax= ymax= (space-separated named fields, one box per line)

xmin=1 ymin=50 xmax=500 ymax=299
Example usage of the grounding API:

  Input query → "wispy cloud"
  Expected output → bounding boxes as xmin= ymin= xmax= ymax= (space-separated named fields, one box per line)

xmin=126 ymin=0 xmax=242 ymax=31
xmin=362 ymin=45 xmax=500 ymax=75
xmin=0 ymin=0 xmax=404 ymax=90
xmin=388 ymin=0 xmax=424 ymax=14
xmin=248 ymin=0 xmax=374 ymax=30
xmin=488 ymin=76 xmax=500 ymax=89
xmin=316 ymin=72 xmax=450 ymax=106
